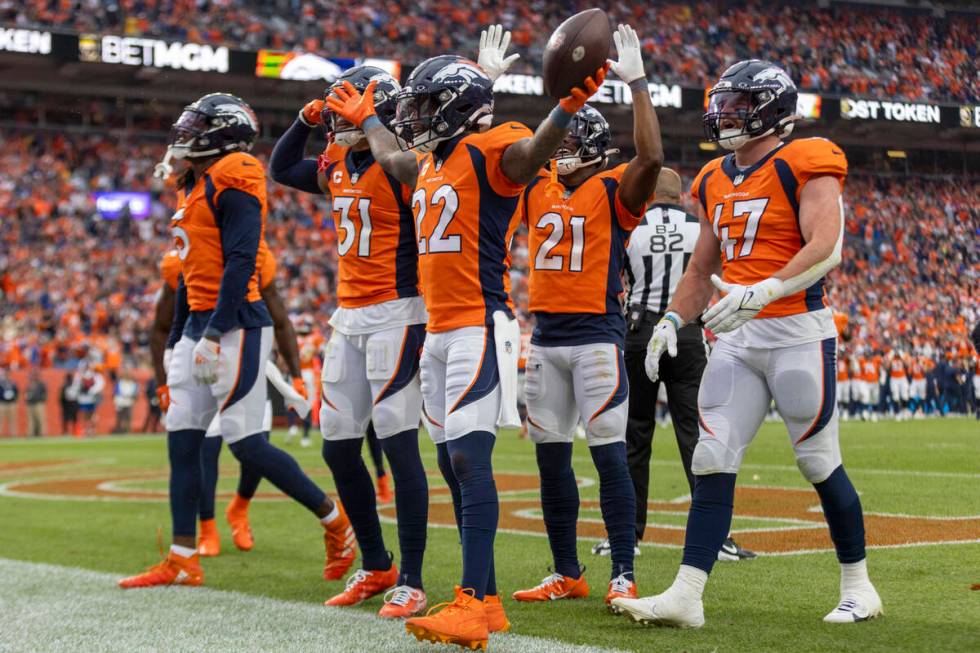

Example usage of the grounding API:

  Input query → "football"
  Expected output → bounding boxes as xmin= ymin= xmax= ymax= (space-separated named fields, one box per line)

xmin=542 ymin=8 xmax=612 ymax=99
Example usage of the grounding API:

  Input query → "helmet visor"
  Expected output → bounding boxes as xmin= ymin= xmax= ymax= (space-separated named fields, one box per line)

xmin=167 ymin=108 xmax=210 ymax=148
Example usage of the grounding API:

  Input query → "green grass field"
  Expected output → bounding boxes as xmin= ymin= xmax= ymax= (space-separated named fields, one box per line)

xmin=2 ymin=419 xmax=978 ymax=652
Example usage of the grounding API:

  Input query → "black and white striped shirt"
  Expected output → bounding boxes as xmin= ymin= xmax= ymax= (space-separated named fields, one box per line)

xmin=624 ymin=203 xmax=700 ymax=313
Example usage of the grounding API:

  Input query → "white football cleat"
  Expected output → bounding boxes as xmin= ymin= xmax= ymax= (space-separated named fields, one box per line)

xmin=612 ymin=590 xmax=705 ymax=628
xmin=823 ymin=585 xmax=883 ymax=623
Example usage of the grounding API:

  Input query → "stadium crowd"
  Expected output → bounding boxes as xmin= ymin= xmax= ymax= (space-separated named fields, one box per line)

xmin=0 ymin=125 xmax=977 ymax=435
xmin=4 ymin=0 xmax=978 ymax=103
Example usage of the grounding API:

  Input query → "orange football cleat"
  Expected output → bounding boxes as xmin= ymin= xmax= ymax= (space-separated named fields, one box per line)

xmin=323 ymin=503 xmax=357 ymax=581
xmin=484 ymin=594 xmax=510 ymax=633
xmin=405 ymin=586 xmax=489 ymax=650
xmin=225 ymin=495 xmax=254 ymax=552
xmin=376 ymin=474 xmax=394 ymax=505
xmin=605 ymin=573 xmax=637 ymax=611
xmin=512 ymin=570 xmax=589 ymax=602
xmin=378 ymin=585 xmax=428 ymax=619
xmin=325 ymin=565 xmax=399 ymax=607
xmin=197 ymin=518 xmax=220 ymax=557
xmin=118 ymin=551 xmax=203 ymax=589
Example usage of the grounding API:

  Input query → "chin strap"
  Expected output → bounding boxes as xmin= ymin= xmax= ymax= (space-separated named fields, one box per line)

xmin=153 ymin=148 xmax=174 ymax=180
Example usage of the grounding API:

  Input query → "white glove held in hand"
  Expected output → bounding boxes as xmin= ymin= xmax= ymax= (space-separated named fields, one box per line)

xmin=192 ymin=338 xmax=221 ymax=386
xmin=645 ymin=312 xmax=681 ymax=382
xmin=703 ymin=275 xmax=784 ymax=333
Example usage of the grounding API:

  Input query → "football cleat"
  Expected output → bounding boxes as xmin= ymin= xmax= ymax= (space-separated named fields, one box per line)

xmin=483 ymin=594 xmax=510 ymax=633
xmin=376 ymin=474 xmax=394 ymax=505
xmin=197 ymin=518 xmax=220 ymax=557
xmin=225 ymin=495 xmax=253 ymax=552
xmin=718 ymin=537 xmax=757 ymax=561
xmin=325 ymin=565 xmax=399 ymax=607
xmin=300 ymin=437 xmax=312 ymax=448
xmin=405 ymin=586 xmax=489 ymax=650
xmin=823 ymin=585 xmax=883 ymax=623
xmin=379 ymin=585 xmax=427 ymax=619
xmin=612 ymin=589 xmax=705 ymax=628
xmin=512 ymin=569 xmax=589 ymax=602
xmin=323 ymin=503 xmax=357 ymax=581
xmin=606 ymin=574 xmax=638 ymax=611
xmin=118 ymin=551 xmax=204 ymax=589
xmin=591 ymin=538 xmax=641 ymax=557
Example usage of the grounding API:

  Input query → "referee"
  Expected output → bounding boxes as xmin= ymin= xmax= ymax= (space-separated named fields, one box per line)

xmin=602 ymin=168 xmax=754 ymax=561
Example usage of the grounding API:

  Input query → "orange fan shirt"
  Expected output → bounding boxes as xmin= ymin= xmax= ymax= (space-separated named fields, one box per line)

xmin=691 ymin=137 xmax=848 ymax=319
xmin=412 ymin=122 xmax=533 ymax=333
xmin=524 ymin=163 xmax=642 ymax=345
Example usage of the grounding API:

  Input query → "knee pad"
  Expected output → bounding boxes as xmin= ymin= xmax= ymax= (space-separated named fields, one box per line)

xmin=691 ymin=437 xmax=740 ymax=476
xmin=318 ymin=402 xmax=364 ymax=442
xmin=587 ymin=406 xmax=626 ymax=444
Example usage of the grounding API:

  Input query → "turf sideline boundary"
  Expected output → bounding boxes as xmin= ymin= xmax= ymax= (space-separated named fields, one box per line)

xmin=0 ymin=557 xmax=628 ymax=653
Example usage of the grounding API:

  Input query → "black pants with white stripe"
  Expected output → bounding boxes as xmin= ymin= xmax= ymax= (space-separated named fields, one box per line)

xmin=623 ymin=307 xmax=707 ymax=541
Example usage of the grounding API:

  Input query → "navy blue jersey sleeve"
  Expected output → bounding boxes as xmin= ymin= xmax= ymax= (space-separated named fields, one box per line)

xmin=167 ymin=275 xmax=189 ymax=347
xmin=269 ymin=119 xmax=322 ymax=195
xmin=204 ymin=189 xmax=262 ymax=337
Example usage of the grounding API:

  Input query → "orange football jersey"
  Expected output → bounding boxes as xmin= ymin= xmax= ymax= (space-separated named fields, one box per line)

xmin=412 ymin=122 xmax=533 ymax=332
xmin=836 ymin=359 xmax=849 ymax=381
xmin=524 ymin=164 xmax=642 ymax=343
xmin=161 ymin=248 xmax=181 ymax=291
xmin=692 ymin=137 xmax=847 ymax=319
xmin=320 ymin=147 xmax=419 ymax=308
xmin=171 ymin=151 xmax=268 ymax=312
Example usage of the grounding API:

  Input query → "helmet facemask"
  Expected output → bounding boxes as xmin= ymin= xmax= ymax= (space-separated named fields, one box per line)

xmin=394 ymin=88 xmax=458 ymax=153
xmin=704 ymin=89 xmax=795 ymax=151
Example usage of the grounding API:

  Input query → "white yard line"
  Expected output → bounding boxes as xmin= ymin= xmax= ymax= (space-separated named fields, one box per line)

xmin=0 ymin=558 xmax=629 ymax=653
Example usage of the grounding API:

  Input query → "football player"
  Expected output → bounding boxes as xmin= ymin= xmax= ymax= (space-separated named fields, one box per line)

xmin=270 ymin=66 xmax=431 ymax=618
xmin=120 ymin=94 xmax=355 ymax=589
xmin=511 ymin=24 xmax=662 ymax=610
xmin=289 ymin=314 xmax=321 ymax=447
xmin=153 ymin=247 xmax=310 ymax=555
xmin=326 ymin=25 xmax=608 ymax=648
xmin=613 ymin=61 xmax=882 ymax=626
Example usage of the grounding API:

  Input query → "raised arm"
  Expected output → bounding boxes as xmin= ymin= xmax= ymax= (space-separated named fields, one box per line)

xmin=269 ymin=101 xmax=327 ymax=196
xmin=499 ymin=65 xmax=609 ymax=187
xmin=326 ymin=81 xmax=419 ymax=187
xmin=608 ymin=25 xmax=664 ymax=215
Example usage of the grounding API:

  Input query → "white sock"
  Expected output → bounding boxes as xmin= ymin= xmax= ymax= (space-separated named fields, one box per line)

xmin=840 ymin=558 xmax=871 ymax=593
xmin=170 ymin=544 xmax=197 ymax=558
xmin=671 ymin=564 xmax=708 ymax=600
xmin=321 ymin=504 xmax=340 ymax=526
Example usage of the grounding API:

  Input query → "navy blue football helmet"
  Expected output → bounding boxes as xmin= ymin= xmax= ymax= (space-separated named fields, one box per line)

xmin=552 ymin=104 xmax=617 ymax=175
xmin=703 ymin=60 xmax=799 ymax=150
xmin=394 ymin=55 xmax=494 ymax=152
xmin=167 ymin=93 xmax=259 ymax=160
xmin=323 ymin=65 xmax=400 ymax=146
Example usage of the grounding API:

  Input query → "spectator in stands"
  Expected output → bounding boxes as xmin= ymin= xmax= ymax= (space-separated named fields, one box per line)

xmin=0 ymin=368 xmax=17 ymax=436
xmin=24 ymin=369 xmax=47 ymax=437
xmin=112 ymin=370 xmax=139 ymax=434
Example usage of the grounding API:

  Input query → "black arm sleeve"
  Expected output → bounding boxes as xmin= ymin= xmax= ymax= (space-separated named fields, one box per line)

xmin=204 ymin=189 xmax=262 ymax=337
xmin=269 ymin=119 xmax=323 ymax=195
xmin=167 ymin=275 xmax=189 ymax=348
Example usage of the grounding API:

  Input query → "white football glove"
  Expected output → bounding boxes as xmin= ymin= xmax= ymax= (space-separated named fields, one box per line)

xmin=645 ymin=312 xmax=681 ymax=382
xmin=478 ymin=24 xmax=520 ymax=82
xmin=702 ymin=275 xmax=784 ymax=334
xmin=192 ymin=337 xmax=221 ymax=386
xmin=608 ymin=24 xmax=645 ymax=84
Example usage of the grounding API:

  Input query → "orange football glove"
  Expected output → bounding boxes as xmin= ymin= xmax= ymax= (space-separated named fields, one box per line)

xmin=292 ymin=376 xmax=309 ymax=401
xmin=559 ymin=63 xmax=610 ymax=114
xmin=156 ymin=384 xmax=171 ymax=412
xmin=300 ymin=99 xmax=325 ymax=127
xmin=324 ymin=80 xmax=377 ymax=129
